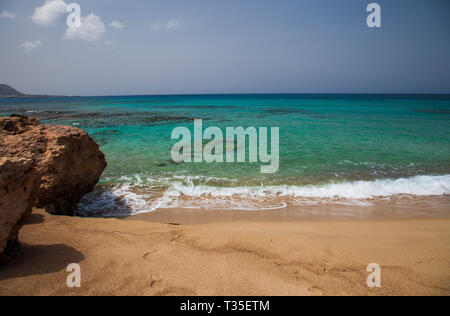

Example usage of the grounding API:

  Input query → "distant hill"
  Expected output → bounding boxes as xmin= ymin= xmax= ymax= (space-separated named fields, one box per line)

xmin=0 ymin=84 xmax=68 ymax=99
xmin=0 ymin=84 xmax=25 ymax=97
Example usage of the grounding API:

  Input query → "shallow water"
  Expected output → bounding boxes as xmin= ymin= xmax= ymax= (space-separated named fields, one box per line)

xmin=1 ymin=94 xmax=449 ymax=216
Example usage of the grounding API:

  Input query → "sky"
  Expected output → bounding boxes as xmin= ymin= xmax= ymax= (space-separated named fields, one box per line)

xmin=0 ymin=0 xmax=449 ymax=96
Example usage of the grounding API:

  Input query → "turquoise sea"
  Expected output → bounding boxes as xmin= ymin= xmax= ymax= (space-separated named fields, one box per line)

xmin=1 ymin=94 xmax=450 ymax=216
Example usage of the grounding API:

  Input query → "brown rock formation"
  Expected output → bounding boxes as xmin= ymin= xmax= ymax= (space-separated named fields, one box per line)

xmin=0 ymin=157 xmax=40 ymax=265
xmin=0 ymin=115 xmax=106 ymax=264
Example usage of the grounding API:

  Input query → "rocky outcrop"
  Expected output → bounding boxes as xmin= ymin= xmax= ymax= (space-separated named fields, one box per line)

xmin=0 ymin=115 xmax=106 ymax=264
xmin=0 ymin=157 xmax=40 ymax=265
xmin=32 ymin=125 xmax=107 ymax=216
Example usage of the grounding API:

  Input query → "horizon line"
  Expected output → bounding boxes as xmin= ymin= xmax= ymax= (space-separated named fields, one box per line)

xmin=7 ymin=92 xmax=450 ymax=98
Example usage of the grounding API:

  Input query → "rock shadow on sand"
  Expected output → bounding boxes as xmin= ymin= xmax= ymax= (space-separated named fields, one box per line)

xmin=23 ymin=212 xmax=45 ymax=226
xmin=0 ymin=244 xmax=84 ymax=281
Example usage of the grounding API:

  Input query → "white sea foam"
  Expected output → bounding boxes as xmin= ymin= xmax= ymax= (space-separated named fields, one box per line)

xmin=78 ymin=175 xmax=450 ymax=216
xmin=165 ymin=175 xmax=450 ymax=199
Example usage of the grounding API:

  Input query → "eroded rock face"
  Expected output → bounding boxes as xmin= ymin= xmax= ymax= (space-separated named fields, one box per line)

xmin=0 ymin=157 xmax=40 ymax=265
xmin=0 ymin=115 xmax=107 ymax=263
xmin=33 ymin=125 xmax=107 ymax=216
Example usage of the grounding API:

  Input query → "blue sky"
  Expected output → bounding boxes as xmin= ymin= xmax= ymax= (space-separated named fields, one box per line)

xmin=0 ymin=0 xmax=449 ymax=95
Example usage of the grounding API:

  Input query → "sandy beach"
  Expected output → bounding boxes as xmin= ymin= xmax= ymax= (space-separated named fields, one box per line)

xmin=0 ymin=208 xmax=449 ymax=296
xmin=1 ymin=0 xmax=449 ymax=300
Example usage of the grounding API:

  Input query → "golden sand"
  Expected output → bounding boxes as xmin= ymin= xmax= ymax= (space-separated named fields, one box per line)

xmin=0 ymin=209 xmax=449 ymax=296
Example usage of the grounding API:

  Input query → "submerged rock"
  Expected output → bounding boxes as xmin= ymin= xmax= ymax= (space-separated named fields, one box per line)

xmin=0 ymin=115 xmax=106 ymax=263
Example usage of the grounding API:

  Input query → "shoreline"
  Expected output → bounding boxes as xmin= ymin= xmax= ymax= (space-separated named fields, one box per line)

xmin=0 ymin=208 xmax=449 ymax=296
xmin=77 ymin=175 xmax=450 ymax=218
xmin=124 ymin=200 xmax=450 ymax=225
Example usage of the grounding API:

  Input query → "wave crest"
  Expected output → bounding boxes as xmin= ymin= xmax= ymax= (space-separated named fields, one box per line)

xmin=78 ymin=175 xmax=450 ymax=217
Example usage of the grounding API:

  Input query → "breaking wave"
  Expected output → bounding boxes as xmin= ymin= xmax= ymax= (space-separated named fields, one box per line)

xmin=77 ymin=175 xmax=450 ymax=217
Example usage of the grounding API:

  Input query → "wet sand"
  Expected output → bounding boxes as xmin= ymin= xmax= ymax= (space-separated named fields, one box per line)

xmin=0 ymin=207 xmax=449 ymax=296
xmin=128 ymin=196 xmax=450 ymax=224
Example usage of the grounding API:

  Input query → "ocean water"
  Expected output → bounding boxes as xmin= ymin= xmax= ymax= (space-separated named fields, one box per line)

xmin=1 ymin=94 xmax=449 ymax=216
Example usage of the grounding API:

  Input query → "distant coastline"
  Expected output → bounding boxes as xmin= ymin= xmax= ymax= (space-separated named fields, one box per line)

xmin=1 ymin=84 xmax=449 ymax=99
xmin=0 ymin=95 xmax=73 ymax=99
xmin=0 ymin=84 xmax=71 ymax=99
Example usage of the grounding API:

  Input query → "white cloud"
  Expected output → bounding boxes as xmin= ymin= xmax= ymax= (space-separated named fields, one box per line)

xmin=64 ymin=13 xmax=106 ymax=42
xmin=0 ymin=10 xmax=16 ymax=19
xmin=20 ymin=40 xmax=42 ymax=52
xmin=110 ymin=20 xmax=123 ymax=30
xmin=32 ymin=0 xmax=67 ymax=26
xmin=152 ymin=22 xmax=163 ymax=31
xmin=166 ymin=19 xmax=180 ymax=30
xmin=153 ymin=19 xmax=181 ymax=31
xmin=32 ymin=1 xmax=106 ymax=43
